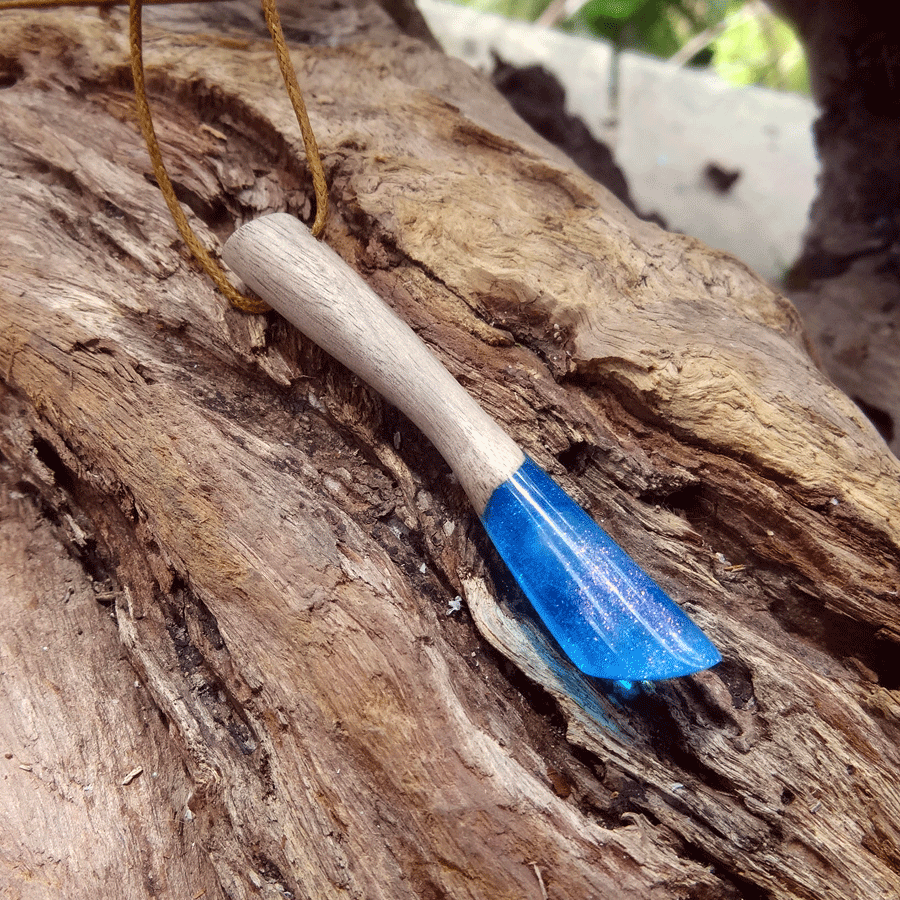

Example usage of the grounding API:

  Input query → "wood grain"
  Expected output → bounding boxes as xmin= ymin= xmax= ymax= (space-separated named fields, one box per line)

xmin=223 ymin=213 xmax=524 ymax=512
xmin=1 ymin=2 xmax=899 ymax=899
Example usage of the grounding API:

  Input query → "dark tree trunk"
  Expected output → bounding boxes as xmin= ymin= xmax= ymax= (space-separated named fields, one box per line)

xmin=1 ymin=3 xmax=900 ymax=898
xmin=774 ymin=0 xmax=900 ymax=454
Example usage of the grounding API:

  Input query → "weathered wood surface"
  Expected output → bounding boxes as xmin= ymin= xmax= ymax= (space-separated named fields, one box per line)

xmin=1 ymin=3 xmax=899 ymax=898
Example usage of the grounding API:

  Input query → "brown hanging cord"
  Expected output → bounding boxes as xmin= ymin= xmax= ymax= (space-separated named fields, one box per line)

xmin=0 ymin=0 xmax=329 ymax=314
xmin=127 ymin=0 xmax=268 ymax=313
xmin=0 ymin=0 xmax=195 ymax=7
xmin=260 ymin=0 xmax=328 ymax=239
xmin=129 ymin=0 xmax=328 ymax=313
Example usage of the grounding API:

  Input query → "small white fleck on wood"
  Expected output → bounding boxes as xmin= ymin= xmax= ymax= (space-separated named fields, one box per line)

xmin=530 ymin=863 xmax=549 ymax=900
xmin=199 ymin=122 xmax=227 ymax=141
xmin=121 ymin=766 xmax=143 ymax=785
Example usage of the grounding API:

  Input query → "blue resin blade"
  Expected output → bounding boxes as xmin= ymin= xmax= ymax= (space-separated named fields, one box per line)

xmin=481 ymin=458 xmax=721 ymax=681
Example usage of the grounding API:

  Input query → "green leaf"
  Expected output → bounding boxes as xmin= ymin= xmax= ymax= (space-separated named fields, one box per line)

xmin=577 ymin=0 xmax=651 ymax=23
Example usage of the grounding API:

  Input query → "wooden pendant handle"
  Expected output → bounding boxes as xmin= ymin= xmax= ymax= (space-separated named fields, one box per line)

xmin=223 ymin=214 xmax=524 ymax=513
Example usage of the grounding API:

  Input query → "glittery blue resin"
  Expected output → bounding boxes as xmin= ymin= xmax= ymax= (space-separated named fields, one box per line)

xmin=480 ymin=458 xmax=721 ymax=681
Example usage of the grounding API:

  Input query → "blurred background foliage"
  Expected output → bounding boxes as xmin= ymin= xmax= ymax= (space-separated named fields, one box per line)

xmin=453 ymin=0 xmax=810 ymax=94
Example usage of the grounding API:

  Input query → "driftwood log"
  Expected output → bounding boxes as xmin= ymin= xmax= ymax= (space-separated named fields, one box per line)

xmin=1 ymin=3 xmax=899 ymax=898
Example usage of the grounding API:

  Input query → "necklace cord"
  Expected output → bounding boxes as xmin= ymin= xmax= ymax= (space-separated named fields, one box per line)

xmin=129 ymin=0 xmax=329 ymax=313
xmin=0 ymin=0 xmax=330 ymax=314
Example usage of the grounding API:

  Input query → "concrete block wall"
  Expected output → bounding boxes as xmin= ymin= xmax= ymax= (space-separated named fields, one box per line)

xmin=418 ymin=0 xmax=819 ymax=283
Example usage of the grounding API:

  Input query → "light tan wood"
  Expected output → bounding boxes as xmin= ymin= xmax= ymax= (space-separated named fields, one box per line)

xmin=223 ymin=213 xmax=524 ymax=513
